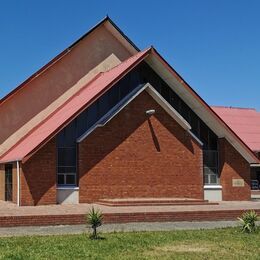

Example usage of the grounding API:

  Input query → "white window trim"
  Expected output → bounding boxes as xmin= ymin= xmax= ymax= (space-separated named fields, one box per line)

xmin=204 ymin=185 xmax=222 ymax=189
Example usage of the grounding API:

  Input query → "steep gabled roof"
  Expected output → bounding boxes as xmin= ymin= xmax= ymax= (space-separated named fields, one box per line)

xmin=1 ymin=47 xmax=259 ymax=164
xmin=0 ymin=48 xmax=150 ymax=163
xmin=212 ymin=106 xmax=260 ymax=152
xmin=0 ymin=16 xmax=139 ymax=106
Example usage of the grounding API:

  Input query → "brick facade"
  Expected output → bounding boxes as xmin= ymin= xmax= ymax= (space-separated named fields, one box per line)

xmin=20 ymin=138 xmax=57 ymax=206
xmin=0 ymin=94 xmax=254 ymax=206
xmin=219 ymin=138 xmax=251 ymax=201
xmin=78 ymin=91 xmax=204 ymax=203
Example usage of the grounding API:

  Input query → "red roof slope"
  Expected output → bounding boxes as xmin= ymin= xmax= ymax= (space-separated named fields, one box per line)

xmin=1 ymin=46 xmax=259 ymax=164
xmin=212 ymin=106 xmax=260 ymax=152
xmin=0 ymin=48 xmax=151 ymax=163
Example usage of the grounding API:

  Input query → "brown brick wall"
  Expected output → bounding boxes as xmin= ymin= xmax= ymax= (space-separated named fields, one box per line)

xmin=79 ymin=91 xmax=203 ymax=203
xmin=219 ymin=138 xmax=251 ymax=201
xmin=20 ymin=138 xmax=57 ymax=206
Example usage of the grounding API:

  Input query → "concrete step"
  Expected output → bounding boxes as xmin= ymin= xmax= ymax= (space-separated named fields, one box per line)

xmin=96 ymin=198 xmax=219 ymax=207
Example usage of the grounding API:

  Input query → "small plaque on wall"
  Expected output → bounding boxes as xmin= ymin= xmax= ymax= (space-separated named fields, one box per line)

xmin=232 ymin=179 xmax=245 ymax=187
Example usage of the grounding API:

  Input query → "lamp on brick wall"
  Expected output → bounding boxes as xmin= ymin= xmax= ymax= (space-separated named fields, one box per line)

xmin=146 ymin=109 xmax=155 ymax=116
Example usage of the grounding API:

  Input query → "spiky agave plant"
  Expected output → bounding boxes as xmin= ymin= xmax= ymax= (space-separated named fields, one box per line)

xmin=86 ymin=207 xmax=103 ymax=239
xmin=238 ymin=210 xmax=258 ymax=233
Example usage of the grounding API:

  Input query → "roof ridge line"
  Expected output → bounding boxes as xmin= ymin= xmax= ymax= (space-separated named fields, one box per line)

xmin=0 ymin=48 xmax=152 ymax=162
xmin=104 ymin=47 xmax=152 ymax=73
xmin=211 ymin=105 xmax=256 ymax=110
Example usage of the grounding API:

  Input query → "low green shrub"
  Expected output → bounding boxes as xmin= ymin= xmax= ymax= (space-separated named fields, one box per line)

xmin=86 ymin=207 xmax=103 ymax=239
xmin=238 ymin=210 xmax=258 ymax=233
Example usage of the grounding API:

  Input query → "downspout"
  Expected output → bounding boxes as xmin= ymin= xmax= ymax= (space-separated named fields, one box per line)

xmin=16 ymin=160 xmax=20 ymax=206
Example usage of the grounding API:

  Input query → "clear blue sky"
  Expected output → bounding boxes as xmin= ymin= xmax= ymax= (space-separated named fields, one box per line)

xmin=1 ymin=0 xmax=260 ymax=110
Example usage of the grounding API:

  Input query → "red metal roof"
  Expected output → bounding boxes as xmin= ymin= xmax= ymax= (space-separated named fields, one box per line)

xmin=0 ymin=48 xmax=151 ymax=163
xmin=212 ymin=106 xmax=260 ymax=152
xmin=1 ymin=46 xmax=259 ymax=164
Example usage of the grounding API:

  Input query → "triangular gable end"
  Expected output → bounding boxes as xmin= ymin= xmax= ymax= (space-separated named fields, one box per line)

xmin=0 ymin=47 xmax=258 ymax=165
xmin=0 ymin=16 xmax=139 ymax=106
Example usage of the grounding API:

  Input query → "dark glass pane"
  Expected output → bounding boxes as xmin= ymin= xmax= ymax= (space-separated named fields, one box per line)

xmin=58 ymin=147 xmax=76 ymax=166
xmin=58 ymin=166 xmax=76 ymax=174
xmin=203 ymin=150 xmax=218 ymax=168
xmin=5 ymin=164 xmax=12 ymax=201
xmin=182 ymin=103 xmax=190 ymax=122
xmin=98 ymin=92 xmax=110 ymax=118
xmin=190 ymin=113 xmax=199 ymax=137
xmin=57 ymin=174 xmax=65 ymax=185
xmin=76 ymin=109 xmax=88 ymax=138
xmin=208 ymin=130 xmax=218 ymax=150
xmin=118 ymin=76 xmax=131 ymax=99
xmin=87 ymin=102 xmax=98 ymax=128
xmin=169 ymin=91 xmax=179 ymax=111
xmin=109 ymin=86 xmax=120 ymax=108
xmin=57 ymin=122 xmax=76 ymax=147
xmin=161 ymin=83 xmax=169 ymax=100
xmin=66 ymin=174 xmax=76 ymax=185
xmin=200 ymin=121 xmax=209 ymax=149
xmin=129 ymin=70 xmax=140 ymax=90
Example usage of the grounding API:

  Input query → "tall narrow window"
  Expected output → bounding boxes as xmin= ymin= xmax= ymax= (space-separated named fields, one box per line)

xmin=5 ymin=164 xmax=13 ymax=201
xmin=203 ymin=150 xmax=219 ymax=185
xmin=57 ymin=123 xmax=77 ymax=186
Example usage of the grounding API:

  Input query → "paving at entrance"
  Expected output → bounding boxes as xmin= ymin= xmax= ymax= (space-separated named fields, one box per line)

xmin=0 ymin=200 xmax=259 ymax=227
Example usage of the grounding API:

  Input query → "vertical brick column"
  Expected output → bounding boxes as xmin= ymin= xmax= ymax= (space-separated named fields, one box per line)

xmin=219 ymin=138 xmax=251 ymax=201
xmin=21 ymin=138 xmax=57 ymax=206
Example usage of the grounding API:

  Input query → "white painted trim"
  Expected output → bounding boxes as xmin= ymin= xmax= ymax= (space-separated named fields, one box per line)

xmin=187 ymin=130 xmax=203 ymax=146
xmin=204 ymin=185 xmax=222 ymax=189
xmin=250 ymin=164 xmax=260 ymax=168
xmin=146 ymin=85 xmax=191 ymax=130
xmin=145 ymin=54 xmax=259 ymax=164
xmin=77 ymin=84 xmax=148 ymax=142
xmin=16 ymin=160 xmax=20 ymax=206
xmin=56 ymin=186 xmax=79 ymax=190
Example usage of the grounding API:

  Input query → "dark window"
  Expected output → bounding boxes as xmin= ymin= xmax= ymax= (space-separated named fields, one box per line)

xmin=56 ymin=60 xmax=220 ymax=186
xmin=5 ymin=164 xmax=13 ymax=201
xmin=87 ymin=102 xmax=99 ymax=128
xmin=98 ymin=92 xmax=110 ymax=118
xmin=203 ymin=150 xmax=219 ymax=185
xmin=109 ymin=86 xmax=120 ymax=108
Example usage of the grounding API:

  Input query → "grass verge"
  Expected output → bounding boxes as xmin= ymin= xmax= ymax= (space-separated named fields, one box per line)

xmin=0 ymin=227 xmax=259 ymax=259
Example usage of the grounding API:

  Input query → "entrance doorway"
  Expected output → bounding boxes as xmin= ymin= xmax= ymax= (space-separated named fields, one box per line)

xmin=5 ymin=164 xmax=13 ymax=201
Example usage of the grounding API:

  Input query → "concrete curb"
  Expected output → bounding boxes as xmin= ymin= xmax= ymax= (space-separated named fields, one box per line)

xmin=0 ymin=221 xmax=259 ymax=237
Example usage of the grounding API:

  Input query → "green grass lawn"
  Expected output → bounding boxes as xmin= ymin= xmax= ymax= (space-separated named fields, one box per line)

xmin=0 ymin=227 xmax=259 ymax=259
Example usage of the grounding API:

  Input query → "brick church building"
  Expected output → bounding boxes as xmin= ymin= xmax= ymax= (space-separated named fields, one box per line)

xmin=0 ymin=17 xmax=259 ymax=206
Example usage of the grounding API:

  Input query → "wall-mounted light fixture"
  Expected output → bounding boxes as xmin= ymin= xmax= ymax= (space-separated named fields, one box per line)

xmin=146 ymin=109 xmax=156 ymax=116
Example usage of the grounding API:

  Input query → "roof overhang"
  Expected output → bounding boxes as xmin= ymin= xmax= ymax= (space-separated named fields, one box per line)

xmin=0 ymin=47 xmax=258 ymax=165
xmin=144 ymin=49 xmax=259 ymax=164
xmin=250 ymin=164 xmax=260 ymax=168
